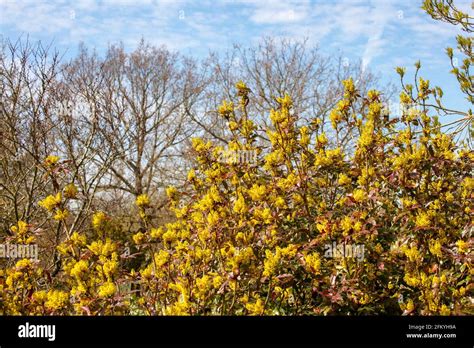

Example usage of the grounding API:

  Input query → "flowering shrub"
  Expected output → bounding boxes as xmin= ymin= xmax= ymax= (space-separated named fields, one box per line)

xmin=1 ymin=75 xmax=470 ymax=316
xmin=128 ymin=80 xmax=472 ymax=315
xmin=0 ymin=1 xmax=472 ymax=315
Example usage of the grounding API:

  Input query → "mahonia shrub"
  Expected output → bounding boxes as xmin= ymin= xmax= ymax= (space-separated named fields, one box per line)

xmin=130 ymin=80 xmax=472 ymax=315
xmin=0 ymin=80 xmax=472 ymax=316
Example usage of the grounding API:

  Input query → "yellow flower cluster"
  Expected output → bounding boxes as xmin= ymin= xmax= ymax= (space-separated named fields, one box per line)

xmin=135 ymin=194 xmax=150 ymax=208
xmin=38 ymin=193 xmax=61 ymax=212
xmin=44 ymin=155 xmax=60 ymax=166
xmin=2 ymin=74 xmax=471 ymax=316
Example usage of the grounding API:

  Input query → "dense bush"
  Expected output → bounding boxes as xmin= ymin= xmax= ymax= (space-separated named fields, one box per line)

xmin=1 ymin=77 xmax=472 ymax=315
xmin=0 ymin=0 xmax=472 ymax=316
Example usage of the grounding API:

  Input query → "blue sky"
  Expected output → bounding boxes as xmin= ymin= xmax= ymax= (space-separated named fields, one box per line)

xmin=0 ymin=0 xmax=472 ymax=116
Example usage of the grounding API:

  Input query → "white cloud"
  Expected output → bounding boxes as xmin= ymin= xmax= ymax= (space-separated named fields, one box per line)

xmin=248 ymin=0 xmax=310 ymax=24
xmin=360 ymin=1 xmax=396 ymax=70
xmin=0 ymin=0 xmax=467 ymax=71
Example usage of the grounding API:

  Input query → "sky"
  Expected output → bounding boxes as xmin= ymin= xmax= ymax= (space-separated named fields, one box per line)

xmin=0 ymin=0 xmax=472 ymax=116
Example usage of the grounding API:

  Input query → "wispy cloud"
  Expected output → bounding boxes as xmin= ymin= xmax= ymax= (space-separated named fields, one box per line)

xmin=248 ymin=0 xmax=310 ymax=24
xmin=0 ymin=0 xmax=469 ymax=109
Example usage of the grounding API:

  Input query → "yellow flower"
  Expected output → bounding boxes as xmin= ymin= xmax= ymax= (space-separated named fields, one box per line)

xmin=352 ymin=189 xmax=367 ymax=203
xmin=10 ymin=220 xmax=28 ymax=237
xmin=195 ymin=275 xmax=212 ymax=300
xmin=70 ymin=232 xmax=86 ymax=246
xmin=304 ymin=252 xmax=321 ymax=274
xmin=153 ymin=250 xmax=170 ymax=268
xmin=445 ymin=191 xmax=454 ymax=202
xmin=165 ymin=299 xmax=190 ymax=316
xmin=403 ymin=245 xmax=421 ymax=263
xmin=218 ymin=100 xmax=234 ymax=117
xmin=359 ymin=293 xmax=371 ymax=305
xmin=263 ymin=249 xmax=281 ymax=277
xmin=276 ymin=93 xmax=292 ymax=108
xmin=166 ymin=186 xmax=178 ymax=200
xmin=102 ymin=259 xmax=118 ymax=279
xmin=429 ymin=240 xmax=442 ymax=257
xmin=192 ymin=137 xmax=204 ymax=151
xmin=92 ymin=211 xmax=107 ymax=230
xmin=187 ymin=169 xmax=196 ymax=181
xmin=150 ymin=227 xmax=164 ymax=240
xmin=54 ymin=209 xmax=69 ymax=221
xmin=456 ymin=240 xmax=468 ymax=254
xmin=32 ymin=290 xmax=48 ymax=303
xmin=228 ymin=121 xmax=239 ymax=131
xmin=39 ymin=193 xmax=61 ymax=212
xmin=70 ymin=260 xmax=88 ymax=279
xmin=440 ymin=304 xmax=450 ymax=316
xmin=277 ymin=173 xmax=298 ymax=190
xmin=213 ymin=275 xmax=223 ymax=290
xmin=98 ymin=282 xmax=116 ymax=298
xmin=88 ymin=238 xmax=116 ymax=256
xmin=133 ymin=232 xmax=146 ymax=245
xmin=340 ymin=216 xmax=352 ymax=234
xmin=135 ymin=194 xmax=150 ymax=208
xmin=248 ymin=184 xmax=266 ymax=201
xmin=45 ymin=290 xmax=69 ymax=311
xmin=299 ymin=126 xmax=310 ymax=146
xmin=330 ymin=109 xmax=342 ymax=129
xmin=338 ymin=173 xmax=351 ymax=186
xmin=317 ymin=133 xmax=328 ymax=147
xmin=461 ymin=177 xmax=473 ymax=191
xmin=415 ymin=211 xmax=430 ymax=228
xmin=275 ymin=196 xmax=286 ymax=208
xmin=235 ymin=80 xmax=250 ymax=95
xmin=280 ymin=244 xmax=298 ymax=258
xmin=246 ymin=298 xmax=265 ymax=315
xmin=15 ymin=258 xmax=32 ymax=269
xmin=256 ymin=207 xmax=272 ymax=224
xmin=374 ymin=243 xmax=383 ymax=254
xmin=357 ymin=167 xmax=375 ymax=186
xmin=264 ymin=150 xmax=284 ymax=169
xmin=233 ymin=193 xmax=248 ymax=214
xmin=406 ymin=299 xmax=415 ymax=312
xmin=162 ymin=230 xmax=177 ymax=244
xmin=342 ymin=78 xmax=355 ymax=96
xmin=207 ymin=210 xmax=220 ymax=226
xmin=44 ymin=155 xmax=60 ymax=166
xmin=358 ymin=122 xmax=374 ymax=148
xmin=141 ymin=264 xmax=153 ymax=279
xmin=401 ymin=197 xmax=417 ymax=208
xmin=316 ymin=218 xmax=329 ymax=233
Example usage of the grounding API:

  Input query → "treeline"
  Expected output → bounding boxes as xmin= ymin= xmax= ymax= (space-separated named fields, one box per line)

xmin=0 ymin=36 xmax=389 ymax=266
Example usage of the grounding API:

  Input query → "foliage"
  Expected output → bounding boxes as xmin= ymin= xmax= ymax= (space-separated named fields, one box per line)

xmin=0 ymin=1 xmax=472 ymax=316
xmin=1 ymin=77 xmax=472 ymax=315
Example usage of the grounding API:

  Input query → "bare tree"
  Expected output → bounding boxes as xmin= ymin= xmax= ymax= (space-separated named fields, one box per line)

xmin=0 ymin=36 xmax=396 ymax=274
xmin=0 ymin=38 xmax=71 ymax=273
xmin=190 ymin=37 xmax=395 ymax=151
xmin=59 ymin=41 xmax=207 ymax=206
xmin=0 ymin=38 xmax=62 ymax=232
